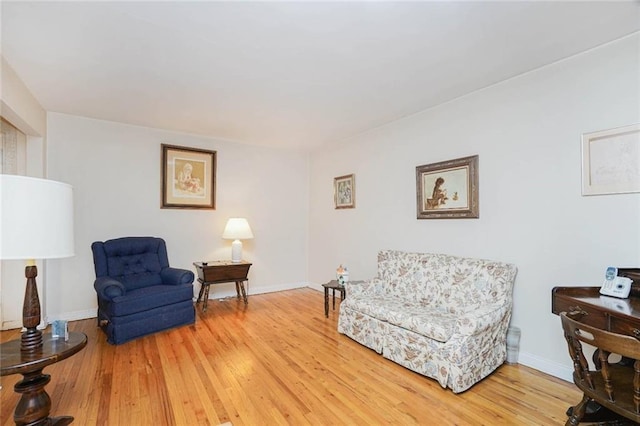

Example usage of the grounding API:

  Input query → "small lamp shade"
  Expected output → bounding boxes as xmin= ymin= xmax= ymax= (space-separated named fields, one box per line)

xmin=222 ymin=218 xmax=253 ymax=263
xmin=1 ymin=175 xmax=75 ymax=260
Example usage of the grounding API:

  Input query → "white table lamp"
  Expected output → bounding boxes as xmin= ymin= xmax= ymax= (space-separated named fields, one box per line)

xmin=0 ymin=175 xmax=74 ymax=353
xmin=222 ymin=218 xmax=253 ymax=263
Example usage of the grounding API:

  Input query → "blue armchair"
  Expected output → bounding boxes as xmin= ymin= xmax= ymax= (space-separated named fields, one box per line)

xmin=91 ymin=237 xmax=195 ymax=345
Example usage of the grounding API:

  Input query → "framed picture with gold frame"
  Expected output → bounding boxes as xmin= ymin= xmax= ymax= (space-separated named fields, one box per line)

xmin=161 ymin=144 xmax=216 ymax=209
xmin=334 ymin=174 xmax=355 ymax=209
xmin=416 ymin=155 xmax=478 ymax=219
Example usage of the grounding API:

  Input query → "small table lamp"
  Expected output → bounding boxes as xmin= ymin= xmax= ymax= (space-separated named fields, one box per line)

xmin=0 ymin=175 xmax=74 ymax=354
xmin=222 ymin=218 xmax=253 ymax=263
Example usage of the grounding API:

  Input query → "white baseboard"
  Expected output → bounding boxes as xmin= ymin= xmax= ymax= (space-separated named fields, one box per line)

xmin=205 ymin=281 xmax=308 ymax=300
xmin=517 ymin=351 xmax=573 ymax=383
xmin=45 ymin=308 xmax=97 ymax=324
xmin=43 ymin=283 xmax=311 ymax=324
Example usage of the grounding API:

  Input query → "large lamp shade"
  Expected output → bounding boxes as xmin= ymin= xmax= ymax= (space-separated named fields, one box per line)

xmin=1 ymin=175 xmax=74 ymax=259
xmin=0 ymin=174 xmax=74 ymax=353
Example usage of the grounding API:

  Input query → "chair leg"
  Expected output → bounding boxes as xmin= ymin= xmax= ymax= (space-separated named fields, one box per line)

xmin=566 ymin=394 xmax=590 ymax=426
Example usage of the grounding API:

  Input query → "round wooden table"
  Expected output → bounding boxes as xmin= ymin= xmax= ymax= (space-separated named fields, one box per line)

xmin=1 ymin=331 xmax=88 ymax=425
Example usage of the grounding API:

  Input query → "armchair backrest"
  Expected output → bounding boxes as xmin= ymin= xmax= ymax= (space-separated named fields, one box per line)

xmin=92 ymin=237 xmax=170 ymax=291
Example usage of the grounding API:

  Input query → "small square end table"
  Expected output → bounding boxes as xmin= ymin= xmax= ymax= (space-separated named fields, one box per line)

xmin=322 ymin=280 xmax=346 ymax=318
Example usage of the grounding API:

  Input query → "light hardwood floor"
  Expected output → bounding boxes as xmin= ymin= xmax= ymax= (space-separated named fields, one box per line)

xmin=1 ymin=288 xmax=581 ymax=425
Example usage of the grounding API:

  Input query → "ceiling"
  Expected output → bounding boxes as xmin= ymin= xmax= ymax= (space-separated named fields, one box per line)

xmin=2 ymin=2 xmax=639 ymax=151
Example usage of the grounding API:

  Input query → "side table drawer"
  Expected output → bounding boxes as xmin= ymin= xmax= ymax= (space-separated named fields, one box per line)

xmin=202 ymin=264 xmax=250 ymax=282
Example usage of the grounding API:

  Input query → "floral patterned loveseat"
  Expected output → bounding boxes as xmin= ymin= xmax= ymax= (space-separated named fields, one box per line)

xmin=337 ymin=250 xmax=517 ymax=393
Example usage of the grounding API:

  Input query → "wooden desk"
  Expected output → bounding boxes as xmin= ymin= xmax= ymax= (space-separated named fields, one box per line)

xmin=193 ymin=261 xmax=252 ymax=312
xmin=552 ymin=286 xmax=640 ymax=337
xmin=0 ymin=332 xmax=88 ymax=425
xmin=552 ymin=283 xmax=640 ymax=424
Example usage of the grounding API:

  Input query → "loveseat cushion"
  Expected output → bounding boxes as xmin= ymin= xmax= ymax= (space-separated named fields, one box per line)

xmin=341 ymin=296 xmax=392 ymax=320
xmin=343 ymin=297 xmax=457 ymax=342
xmin=383 ymin=303 xmax=457 ymax=343
xmin=102 ymin=284 xmax=194 ymax=317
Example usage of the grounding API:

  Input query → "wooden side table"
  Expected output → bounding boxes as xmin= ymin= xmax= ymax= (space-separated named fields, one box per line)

xmin=193 ymin=261 xmax=252 ymax=312
xmin=322 ymin=280 xmax=346 ymax=318
xmin=0 ymin=331 xmax=88 ymax=425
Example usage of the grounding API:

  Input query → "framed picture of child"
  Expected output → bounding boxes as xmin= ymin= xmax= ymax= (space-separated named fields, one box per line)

xmin=334 ymin=174 xmax=355 ymax=209
xmin=161 ymin=144 xmax=216 ymax=209
xmin=416 ymin=155 xmax=478 ymax=219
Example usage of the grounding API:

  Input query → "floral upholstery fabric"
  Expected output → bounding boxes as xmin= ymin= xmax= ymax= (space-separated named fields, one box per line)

xmin=337 ymin=250 xmax=517 ymax=393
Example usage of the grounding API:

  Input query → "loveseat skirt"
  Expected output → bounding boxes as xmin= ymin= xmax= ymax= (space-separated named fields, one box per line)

xmin=337 ymin=306 xmax=386 ymax=354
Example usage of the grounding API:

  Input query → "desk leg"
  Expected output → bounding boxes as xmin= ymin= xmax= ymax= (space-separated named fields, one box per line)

xmin=238 ymin=281 xmax=248 ymax=304
xmin=13 ymin=369 xmax=74 ymax=426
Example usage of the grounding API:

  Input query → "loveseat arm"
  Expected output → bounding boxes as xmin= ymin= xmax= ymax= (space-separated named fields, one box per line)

xmin=94 ymin=277 xmax=126 ymax=301
xmin=344 ymin=278 xmax=383 ymax=298
xmin=455 ymin=303 xmax=511 ymax=336
xmin=161 ymin=267 xmax=195 ymax=286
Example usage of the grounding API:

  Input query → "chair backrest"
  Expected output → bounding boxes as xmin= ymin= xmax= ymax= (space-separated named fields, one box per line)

xmin=560 ymin=312 xmax=640 ymax=422
xmin=91 ymin=237 xmax=170 ymax=291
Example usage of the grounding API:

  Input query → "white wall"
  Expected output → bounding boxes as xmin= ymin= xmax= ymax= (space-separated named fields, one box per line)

xmin=45 ymin=113 xmax=309 ymax=321
xmin=308 ymin=34 xmax=640 ymax=381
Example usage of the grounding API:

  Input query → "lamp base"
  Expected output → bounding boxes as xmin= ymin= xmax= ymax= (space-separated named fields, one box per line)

xmin=231 ymin=240 xmax=243 ymax=263
xmin=21 ymin=265 xmax=43 ymax=353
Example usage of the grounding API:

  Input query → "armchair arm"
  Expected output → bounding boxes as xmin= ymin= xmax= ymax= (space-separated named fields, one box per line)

xmin=455 ymin=303 xmax=511 ymax=336
xmin=94 ymin=277 xmax=126 ymax=301
xmin=344 ymin=278 xmax=383 ymax=298
xmin=161 ymin=267 xmax=195 ymax=286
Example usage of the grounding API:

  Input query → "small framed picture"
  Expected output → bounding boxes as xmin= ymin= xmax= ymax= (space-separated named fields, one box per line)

xmin=161 ymin=144 xmax=216 ymax=209
xmin=581 ymin=124 xmax=640 ymax=196
xmin=334 ymin=174 xmax=355 ymax=209
xmin=416 ymin=155 xmax=479 ymax=219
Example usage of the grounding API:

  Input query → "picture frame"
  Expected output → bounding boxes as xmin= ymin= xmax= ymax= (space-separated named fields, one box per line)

xmin=161 ymin=144 xmax=216 ymax=209
xmin=581 ymin=124 xmax=640 ymax=196
xmin=334 ymin=174 xmax=355 ymax=209
xmin=416 ymin=155 xmax=479 ymax=219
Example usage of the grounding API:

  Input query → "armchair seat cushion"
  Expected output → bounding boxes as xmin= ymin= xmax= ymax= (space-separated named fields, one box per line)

xmin=103 ymin=284 xmax=194 ymax=317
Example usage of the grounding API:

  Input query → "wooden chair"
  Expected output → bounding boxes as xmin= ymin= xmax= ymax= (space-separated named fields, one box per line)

xmin=560 ymin=312 xmax=640 ymax=425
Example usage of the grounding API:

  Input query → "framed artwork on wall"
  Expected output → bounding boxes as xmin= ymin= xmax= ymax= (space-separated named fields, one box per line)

xmin=334 ymin=174 xmax=355 ymax=209
xmin=416 ymin=155 xmax=479 ymax=219
xmin=161 ymin=144 xmax=216 ymax=209
xmin=581 ymin=124 xmax=640 ymax=196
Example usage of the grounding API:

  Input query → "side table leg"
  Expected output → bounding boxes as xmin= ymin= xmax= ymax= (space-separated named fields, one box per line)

xmin=235 ymin=282 xmax=241 ymax=299
xmin=13 ymin=370 xmax=74 ymax=426
xmin=238 ymin=281 xmax=248 ymax=304
xmin=324 ymin=287 xmax=329 ymax=318
xmin=203 ymin=284 xmax=211 ymax=312
xmin=197 ymin=283 xmax=205 ymax=304
xmin=332 ymin=289 xmax=336 ymax=310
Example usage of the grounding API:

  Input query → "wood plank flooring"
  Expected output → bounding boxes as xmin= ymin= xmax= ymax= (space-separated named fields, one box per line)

xmin=1 ymin=288 xmax=581 ymax=425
